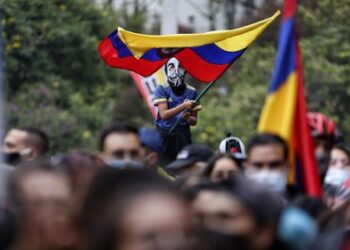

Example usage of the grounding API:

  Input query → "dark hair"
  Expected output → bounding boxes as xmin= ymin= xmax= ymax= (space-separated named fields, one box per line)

xmin=80 ymin=168 xmax=185 ymax=250
xmin=202 ymin=153 xmax=242 ymax=178
xmin=331 ymin=144 xmax=350 ymax=160
xmin=247 ymin=133 xmax=289 ymax=160
xmin=186 ymin=177 xmax=283 ymax=227
xmin=293 ymin=195 xmax=327 ymax=219
xmin=19 ymin=127 xmax=49 ymax=155
xmin=51 ymin=151 xmax=105 ymax=190
xmin=99 ymin=122 xmax=139 ymax=151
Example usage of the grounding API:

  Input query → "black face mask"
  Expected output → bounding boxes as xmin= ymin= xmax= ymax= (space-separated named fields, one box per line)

xmin=195 ymin=228 xmax=249 ymax=250
xmin=3 ymin=152 xmax=21 ymax=166
xmin=169 ymin=82 xmax=186 ymax=96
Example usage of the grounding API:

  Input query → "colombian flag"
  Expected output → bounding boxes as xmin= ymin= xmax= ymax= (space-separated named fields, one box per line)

xmin=257 ymin=1 xmax=321 ymax=196
xmin=98 ymin=11 xmax=280 ymax=83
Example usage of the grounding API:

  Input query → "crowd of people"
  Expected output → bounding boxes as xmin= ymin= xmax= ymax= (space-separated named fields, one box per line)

xmin=0 ymin=59 xmax=349 ymax=250
xmin=0 ymin=114 xmax=350 ymax=250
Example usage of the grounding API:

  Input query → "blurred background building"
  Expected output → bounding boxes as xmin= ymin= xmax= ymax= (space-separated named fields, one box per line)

xmin=95 ymin=0 xmax=272 ymax=33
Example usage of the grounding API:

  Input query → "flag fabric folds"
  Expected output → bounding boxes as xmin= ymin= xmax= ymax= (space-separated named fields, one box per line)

xmin=98 ymin=11 xmax=280 ymax=83
xmin=257 ymin=1 xmax=321 ymax=196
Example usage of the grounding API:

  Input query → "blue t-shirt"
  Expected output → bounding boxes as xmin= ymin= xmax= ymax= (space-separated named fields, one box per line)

xmin=153 ymin=84 xmax=198 ymax=132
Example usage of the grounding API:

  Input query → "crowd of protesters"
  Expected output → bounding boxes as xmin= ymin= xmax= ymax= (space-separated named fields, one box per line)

xmin=1 ymin=59 xmax=350 ymax=250
xmin=0 ymin=112 xmax=350 ymax=250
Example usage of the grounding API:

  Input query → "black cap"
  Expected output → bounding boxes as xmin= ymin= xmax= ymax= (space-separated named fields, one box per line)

xmin=165 ymin=144 xmax=214 ymax=174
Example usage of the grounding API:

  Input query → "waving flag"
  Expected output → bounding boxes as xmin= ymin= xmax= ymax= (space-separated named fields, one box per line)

xmin=99 ymin=11 xmax=280 ymax=83
xmin=257 ymin=1 xmax=321 ymax=196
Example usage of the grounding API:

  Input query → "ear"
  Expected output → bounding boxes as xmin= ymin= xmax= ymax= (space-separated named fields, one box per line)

xmin=21 ymin=147 xmax=35 ymax=160
xmin=148 ymin=152 xmax=158 ymax=167
xmin=30 ymin=147 xmax=41 ymax=159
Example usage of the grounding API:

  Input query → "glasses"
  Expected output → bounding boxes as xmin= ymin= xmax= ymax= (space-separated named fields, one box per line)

xmin=112 ymin=149 xmax=140 ymax=160
xmin=249 ymin=160 xmax=285 ymax=169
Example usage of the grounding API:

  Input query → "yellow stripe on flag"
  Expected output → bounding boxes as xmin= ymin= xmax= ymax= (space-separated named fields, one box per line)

xmin=257 ymin=73 xmax=298 ymax=183
xmin=154 ymin=67 xmax=166 ymax=85
xmin=257 ymin=73 xmax=297 ymax=139
xmin=118 ymin=11 xmax=280 ymax=58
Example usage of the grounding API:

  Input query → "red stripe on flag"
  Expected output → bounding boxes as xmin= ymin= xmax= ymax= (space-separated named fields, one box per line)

xmin=175 ymin=49 xmax=231 ymax=83
xmin=294 ymin=40 xmax=322 ymax=197
xmin=283 ymin=0 xmax=297 ymax=20
xmin=98 ymin=38 xmax=166 ymax=76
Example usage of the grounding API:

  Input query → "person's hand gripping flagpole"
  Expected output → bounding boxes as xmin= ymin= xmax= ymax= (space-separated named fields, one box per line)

xmin=169 ymin=80 xmax=216 ymax=133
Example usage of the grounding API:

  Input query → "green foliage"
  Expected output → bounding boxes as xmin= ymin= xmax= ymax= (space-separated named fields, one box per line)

xmin=4 ymin=0 xmax=119 ymax=93
xmin=5 ymin=79 xmax=121 ymax=153
xmin=300 ymin=0 xmax=350 ymax=139
xmin=192 ymin=45 xmax=275 ymax=147
xmin=2 ymin=0 xmax=140 ymax=153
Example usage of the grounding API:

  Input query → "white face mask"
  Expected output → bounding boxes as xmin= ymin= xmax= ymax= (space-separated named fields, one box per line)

xmin=246 ymin=169 xmax=287 ymax=193
xmin=324 ymin=168 xmax=350 ymax=187
xmin=166 ymin=58 xmax=186 ymax=88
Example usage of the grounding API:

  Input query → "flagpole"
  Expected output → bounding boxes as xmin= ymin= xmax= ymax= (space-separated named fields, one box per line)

xmin=169 ymin=80 xmax=216 ymax=132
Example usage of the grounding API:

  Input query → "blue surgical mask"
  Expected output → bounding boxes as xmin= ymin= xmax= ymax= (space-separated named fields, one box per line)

xmin=245 ymin=169 xmax=287 ymax=193
xmin=106 ymin=160 xmax=144 ymax=170
xmin=324 ymin=168 xmax=350 ymax=187
xmin=278 ymin=207 xmax=317 ymax=250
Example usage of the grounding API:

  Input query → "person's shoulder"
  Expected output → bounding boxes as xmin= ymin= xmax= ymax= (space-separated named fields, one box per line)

xmin=155 ymin=83 xmax=171 ymax=91
xmin=153 ymin=83 xmax=171 ymax=105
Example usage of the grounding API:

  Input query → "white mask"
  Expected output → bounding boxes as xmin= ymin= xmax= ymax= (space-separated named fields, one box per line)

xmin=246 ymin=169 xmax=287 ymax=193
xmin=166 ymin=58 xmax=186 ymax=88
xmin=324 ymin=168 xmax=350 ymax=187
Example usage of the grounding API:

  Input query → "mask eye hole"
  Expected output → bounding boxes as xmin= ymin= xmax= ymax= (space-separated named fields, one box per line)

xmin=178 ymin=66 xmax=186 ymax=76
xmin=167 ymin=63 xmax=176 ymax=73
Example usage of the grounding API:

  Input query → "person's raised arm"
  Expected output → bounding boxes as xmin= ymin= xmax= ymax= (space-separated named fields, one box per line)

xmin=158 ymin=100 xmax=197 ymax=120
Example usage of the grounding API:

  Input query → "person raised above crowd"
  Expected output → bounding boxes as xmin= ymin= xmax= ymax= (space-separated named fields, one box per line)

xmin=153 ymin=58 xmax=202 ymax=164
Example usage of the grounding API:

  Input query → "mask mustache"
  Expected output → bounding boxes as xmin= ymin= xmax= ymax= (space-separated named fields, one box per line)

xmin=168 ymin=74 xmax=184 ymax=87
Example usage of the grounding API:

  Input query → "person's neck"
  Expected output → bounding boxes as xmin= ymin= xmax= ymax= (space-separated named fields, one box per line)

xmin=170 ymin=83 xmax=186 ymax=96
xmin=12 ymin=226 xmax=65 ymax=250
